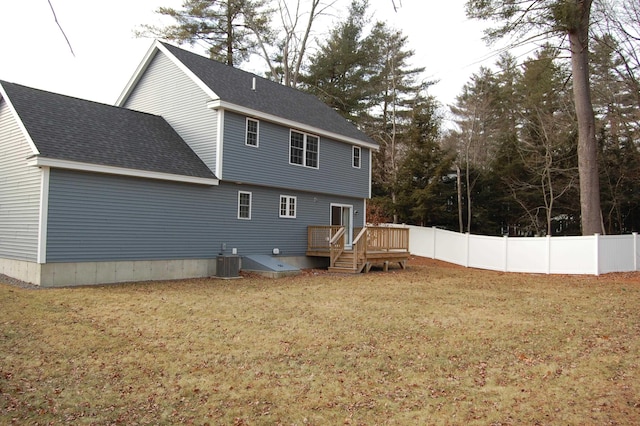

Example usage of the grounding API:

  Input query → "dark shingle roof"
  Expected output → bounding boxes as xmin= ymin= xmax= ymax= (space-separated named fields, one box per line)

xmin=1 ymin=81 xmax=216 ymax=180
xmin=160 ymin=42 xmax=376 ymax=145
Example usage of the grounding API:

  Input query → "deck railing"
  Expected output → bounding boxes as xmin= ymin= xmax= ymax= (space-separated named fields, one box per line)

xmin=307 ymin=225 xmax=343 ymax=251
xmin=365 ymin=226 xmax=410 ymax=252
xmin=308 ymin=226 xmax=409 ymax=254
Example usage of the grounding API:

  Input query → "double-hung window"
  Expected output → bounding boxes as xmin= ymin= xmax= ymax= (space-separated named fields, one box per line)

xmin=279 ymin=195 xmax=296 ymax=218
xmin=352 ymin=146 xmax=361 ymax=168
xmin=289 ymin=130 xmax=319 ymax=169
xmin=238 ymin=191 xmax=252 ymax=220
xmin=246 ymin=118 xmax=259 ymax=147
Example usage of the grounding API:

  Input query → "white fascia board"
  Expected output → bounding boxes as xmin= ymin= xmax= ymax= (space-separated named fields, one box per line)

xmin=0 ymin=84 xmax=40 ymax=155
xmin=27 ymin=157 xmax=219 ymax=186
xmin=216 ymin=109 xmax=225 ymax=179
xmin=116 ymin=40 xmax=219 ymax=106
xmin=207 ymin=99 xmax=379 ymax=150
xmin=37 ymin=167 xmax=50 ymax=264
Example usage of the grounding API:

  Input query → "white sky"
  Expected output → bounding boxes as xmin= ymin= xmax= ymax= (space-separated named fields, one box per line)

xmin=0 ymin=0 xmax=499 ymax=110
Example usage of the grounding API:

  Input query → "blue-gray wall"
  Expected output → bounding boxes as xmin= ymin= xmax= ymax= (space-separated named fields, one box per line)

xmin=0 ymin=99 xmax=41 ymax=262
xmin=222 ymin=111 xmax=371 ymax=198
xmin=45 ymin=169 xmax=364 ymax=262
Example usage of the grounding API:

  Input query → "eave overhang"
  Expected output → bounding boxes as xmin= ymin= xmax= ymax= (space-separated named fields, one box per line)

xmin=27 ymin=157 xmax=219 ymax=186
xmin=207 ymin=99 xmax=379 ymax=150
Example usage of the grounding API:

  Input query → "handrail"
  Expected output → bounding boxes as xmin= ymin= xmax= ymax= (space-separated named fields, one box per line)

xmin=351 ymin=227 xmax=368 ymax=270
xmin=329 ymin=227 xmax=346 ymax=267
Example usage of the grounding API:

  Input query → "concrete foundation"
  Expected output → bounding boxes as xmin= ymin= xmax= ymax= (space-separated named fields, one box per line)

xmin=1 ymin=255 xmax=329 ymax=287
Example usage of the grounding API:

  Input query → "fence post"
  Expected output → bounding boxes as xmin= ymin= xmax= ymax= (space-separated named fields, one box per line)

xmin=546 ymin=235 xmax=551 ymax=274
xmin=594 ymin=233 xmax=600 ymax=276
xmin=503 ymin=235 xmax=509 ymax=272
xmin=465 ymin=233 xmax=470 ymax=268
xmin=432 ymin=226 xmax=437 ymax=259
xmin=634 ymin=232 xmax=638 ymax=272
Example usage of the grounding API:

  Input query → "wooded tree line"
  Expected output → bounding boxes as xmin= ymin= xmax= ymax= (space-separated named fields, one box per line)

xmin=141 ymin=0 xmax=640 ymax=236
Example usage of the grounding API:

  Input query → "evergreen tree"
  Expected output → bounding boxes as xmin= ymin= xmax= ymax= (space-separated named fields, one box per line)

xmin=138 ymin=0 xmax=273 ymax=66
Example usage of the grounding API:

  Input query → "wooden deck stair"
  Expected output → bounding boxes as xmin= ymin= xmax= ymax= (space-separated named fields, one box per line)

xmin=328 ymin=250 xmax=365 ymax=274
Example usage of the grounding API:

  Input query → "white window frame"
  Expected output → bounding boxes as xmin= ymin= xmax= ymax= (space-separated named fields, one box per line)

xmin=352 ymin=146 xmax=361 ymax=169
xmin=289 ymin=130 xmax=319 ymax=169
xmin=245 ymin=118 xmax=259 ymax=147
xmin=279 ymin=195 xmax=297 ymax=218
xmin=238 ymin=191 xmax=252 ymax=220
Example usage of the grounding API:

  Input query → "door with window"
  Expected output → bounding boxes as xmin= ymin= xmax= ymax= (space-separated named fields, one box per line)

xmin=331 ymin=204 xmax=353 ymax=249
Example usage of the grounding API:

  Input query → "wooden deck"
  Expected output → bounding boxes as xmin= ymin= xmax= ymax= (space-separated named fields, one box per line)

xmin=307 ymin=226 xmax=410 ymax=273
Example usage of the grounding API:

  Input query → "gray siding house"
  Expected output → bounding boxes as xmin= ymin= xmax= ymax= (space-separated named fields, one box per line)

xmin=0 ymin=40 xmax=377 ymax=286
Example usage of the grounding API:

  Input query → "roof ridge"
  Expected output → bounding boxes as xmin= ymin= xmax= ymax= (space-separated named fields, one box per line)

xmin=158 ymin=41 xmax=321 ymax=100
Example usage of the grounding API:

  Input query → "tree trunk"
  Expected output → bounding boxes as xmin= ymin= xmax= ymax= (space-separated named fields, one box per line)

xmin=569 ymin=0 xmax=602 ymax=235
xmin=456 ymin=164 xmax=464 ymax=233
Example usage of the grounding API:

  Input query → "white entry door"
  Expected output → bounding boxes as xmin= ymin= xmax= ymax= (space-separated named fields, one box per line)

xmin=331 ymin=204 xmax=353 ymax=249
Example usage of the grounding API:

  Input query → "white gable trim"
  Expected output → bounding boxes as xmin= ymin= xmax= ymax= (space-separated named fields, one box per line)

xmin=37 ymin=167 xmax=50 ymax=264
xmin=116 ymin=40 xmax=219 ymax=107
xmin=0 ymin=84 xmax=41 ymax=155
xmin=27 ymin=157 xmax=219 ymax=186
xmin=207 ymin=100 xmax=378 ymax=150
xmin=216 ymin=109 xmax=225 ymax=179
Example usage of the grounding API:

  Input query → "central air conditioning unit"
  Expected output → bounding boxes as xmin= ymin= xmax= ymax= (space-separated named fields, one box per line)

xmin=216 ymin=255 xmax=240 ymax=278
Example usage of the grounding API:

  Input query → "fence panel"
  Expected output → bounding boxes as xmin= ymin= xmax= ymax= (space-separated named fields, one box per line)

xmin=599 ymin=234 xmax=636 ymax=274
xmin=434 ymin=229 xmax=468 ymax=266
xmin=407 ymin=225 xmax=436 ymax=258
xmin=548 ymin=236 xmax=596 ymax=275
xmin=468 ymin=235 xmax=506 ymax=271
xmin=507 ymin=237 xmax=549 ymax=274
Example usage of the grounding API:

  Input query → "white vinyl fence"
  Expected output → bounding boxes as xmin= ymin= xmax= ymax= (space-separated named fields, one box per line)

xmin=404 ymin=225 xmax=640 ymax=275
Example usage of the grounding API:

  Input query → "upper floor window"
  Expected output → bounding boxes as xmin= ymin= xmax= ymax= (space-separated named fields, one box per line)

xmin=352 ymin=146 xmax=361 ymax=169
xmin=279 ymin=195 xmax=297 ymax=218
xmin=290 ymin=130 xmax=319 ymax=169
xmin=238 ymin=191 xmax=252 ymax=220
xmin=246 ymin=118 xmax=259 ymax=147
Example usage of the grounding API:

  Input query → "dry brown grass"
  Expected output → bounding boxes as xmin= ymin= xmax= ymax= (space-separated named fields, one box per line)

xmin=1 ymin=257 xmax=639 ymax=425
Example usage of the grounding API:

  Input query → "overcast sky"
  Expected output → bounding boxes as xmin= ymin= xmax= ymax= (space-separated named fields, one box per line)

xmin=0 ymin=0 xmax=499 ymax=110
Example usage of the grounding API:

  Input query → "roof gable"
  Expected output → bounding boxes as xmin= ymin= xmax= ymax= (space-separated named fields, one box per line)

xmin=151 ymin=41 xmax=376 ymax=147
xmin=0 ymin=81 xmax=217 ymax=183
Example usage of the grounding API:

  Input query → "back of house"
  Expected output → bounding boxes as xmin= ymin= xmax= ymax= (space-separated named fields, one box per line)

xmin=0 ymin=41 xmax=377 ymax=286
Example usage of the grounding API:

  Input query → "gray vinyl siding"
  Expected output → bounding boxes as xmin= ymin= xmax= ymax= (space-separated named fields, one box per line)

xmin=222 ymin=111 xmax=371 ymax=198
xmin=0 ymin=99 xmax=41 ymax=261
xmin=46 ymin=169 xmax=364 ymax=262
xmin=122 ymin=51 xmax=218 ymax=173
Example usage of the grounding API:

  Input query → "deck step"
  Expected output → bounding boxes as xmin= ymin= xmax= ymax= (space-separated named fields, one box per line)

xmin=328 ymin=266 xmax=360 ymax=274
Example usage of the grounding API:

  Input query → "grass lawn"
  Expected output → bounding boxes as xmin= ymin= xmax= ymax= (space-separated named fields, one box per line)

xmin=1 ymin=257 xmax=639 ymax=425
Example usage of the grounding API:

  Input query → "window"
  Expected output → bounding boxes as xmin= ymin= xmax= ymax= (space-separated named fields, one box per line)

xmin=352 ymin=146 xmax=361 ymax=169
xmin=238 ymin=191 xmax=252 ymax=219
xmin=246 ymin=118 xmax=259 ymax=147
xmin=289 ymin=130 xmax=319 ymax=169
xmin=279 ymin=195 xmax=297 ymax=218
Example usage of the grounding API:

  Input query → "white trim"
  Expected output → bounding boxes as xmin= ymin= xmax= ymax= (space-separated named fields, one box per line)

xmin=27 ymin=157 xmax=219 ymax=186
xmin=0 ymin=83 xmax=41 ymax=155
xmin=238 ymin=191 xmax=252 ymax=220
xmin=208 ymin=99 xmax=378 ymax=150
xmin=37 ymin=167 xmax=50 ymax=264
xmin=331 ymin=203 xmax=354 ymax=249
xmin=352 ymin=146 xmax=361 ymax=169
xmin=368 ymin=148 xmax=372 ymax=198
xmin=289 ymin=129 xmax=319 ymax=169
xmin=216 ymin=109 xmax=225 ymax=178
xmin=116 ymin=40 xmax=219 ymax=107
xmin=245 ymin=117 xmax=260 ymax=147
xmin=279 ymin=195 xmax=297 ymax=218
